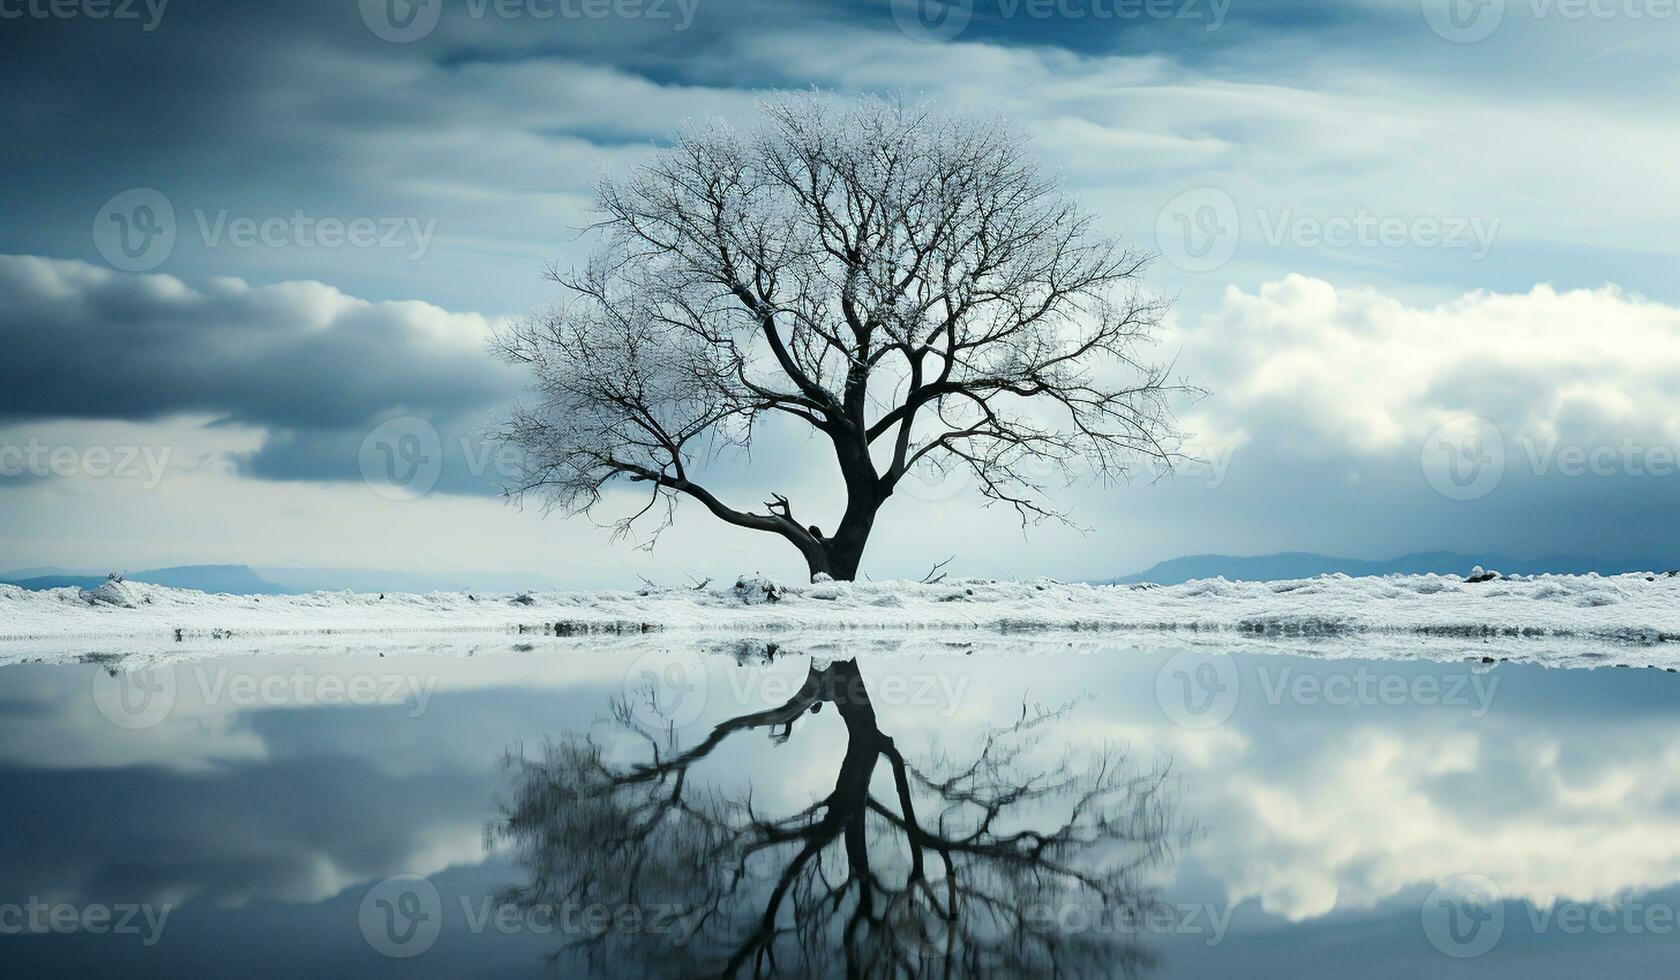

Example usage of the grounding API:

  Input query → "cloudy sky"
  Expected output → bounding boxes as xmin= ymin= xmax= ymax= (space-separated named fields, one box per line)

xmin=2 ymin=0 xmax=1678 ymax=586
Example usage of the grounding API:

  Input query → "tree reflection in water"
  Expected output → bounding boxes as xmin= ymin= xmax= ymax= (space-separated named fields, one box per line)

xmin=491 ymin=657 xmax=1186 ymax=978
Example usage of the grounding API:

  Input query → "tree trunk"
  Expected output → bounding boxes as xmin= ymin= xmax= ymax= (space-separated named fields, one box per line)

xmin=803 ymin=485 xmax=882 ymax=582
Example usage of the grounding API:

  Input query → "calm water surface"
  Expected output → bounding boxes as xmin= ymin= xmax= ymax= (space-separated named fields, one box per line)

xmin=1 ymin=642 xmax=1676 ymax=977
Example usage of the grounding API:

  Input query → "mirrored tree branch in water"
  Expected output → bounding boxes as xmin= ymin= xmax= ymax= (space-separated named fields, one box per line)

xmin=489 ymin=657 xmax=1190 ymax=978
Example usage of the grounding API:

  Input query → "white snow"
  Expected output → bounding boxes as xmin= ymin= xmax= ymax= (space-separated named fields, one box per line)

xmin=4 ymin=571 xmax=1680 ymax=668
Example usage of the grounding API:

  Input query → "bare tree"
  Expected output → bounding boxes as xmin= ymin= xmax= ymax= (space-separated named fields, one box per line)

xmin=489 ymin=658 xmax=1186 ymax=979
xmin=492 ymin=94 xmax=1193 ymax=580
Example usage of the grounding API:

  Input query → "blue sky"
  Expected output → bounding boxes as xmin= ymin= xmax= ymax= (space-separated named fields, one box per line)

xmin=1 ymin=0 xmax=1678 ymax=585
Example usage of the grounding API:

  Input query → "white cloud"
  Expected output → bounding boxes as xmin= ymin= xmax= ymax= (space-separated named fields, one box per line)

xmin=1176 ymin=274 xmax=1680 ymax=461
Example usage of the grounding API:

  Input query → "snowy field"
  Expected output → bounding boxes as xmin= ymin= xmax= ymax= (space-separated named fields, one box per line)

xmin=4 ymin=570 xmax=1680 ymax=669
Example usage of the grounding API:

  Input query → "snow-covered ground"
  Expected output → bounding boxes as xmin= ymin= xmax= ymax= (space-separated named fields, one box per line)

xmin=3 ymin=571 xmax=1680 ymax=668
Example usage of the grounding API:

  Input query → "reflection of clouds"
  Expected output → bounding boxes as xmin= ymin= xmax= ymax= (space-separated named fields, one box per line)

xmin=0 ymin=656 xmax=641 ymax=913
xmin=1187 ymin=712 xmax=1680 ymax=922
xmin=6 ymin=644 xmax=1680 ymax=936
xmin=1090 ymin=721 xmax=1251 ymax=770
xmin=855 ymin=650 xmax=1680 ymax=924
xmin=0 ymin=656 xmax=631 ymax=773
xmin=1207 ymin=728 xmax=1482 ymax=919
xmin=0 ymin=757 xmax=487 ymax=910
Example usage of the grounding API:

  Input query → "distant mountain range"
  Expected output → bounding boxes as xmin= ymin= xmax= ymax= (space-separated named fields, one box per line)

xmin=1109 ymin=551 xmax=1676 ymax=585
xmin=1 ymin=564 xmax=290 ymax=594
xmin=5 ymin=553 xmax=1672 ymax=595
xmin=0 ymin=564 xmax=547 ymax=595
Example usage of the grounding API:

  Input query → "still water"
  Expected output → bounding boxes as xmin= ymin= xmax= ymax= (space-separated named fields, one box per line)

xmin=1 ymin=641 xmax=1676 ymax=977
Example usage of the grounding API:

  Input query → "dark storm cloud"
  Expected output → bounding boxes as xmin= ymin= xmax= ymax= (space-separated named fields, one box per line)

xmin=0 ymin=254 xmax=528 ymax=492
xmin=0 ymin=255 xmax=514 ymax=429
xmin=0 ymin=756 xmax=489 ymax=908
xmin=0 ymin=680 xmax=616 ymax=910
xmin=233 ymin=420 xmax=518 ymax=495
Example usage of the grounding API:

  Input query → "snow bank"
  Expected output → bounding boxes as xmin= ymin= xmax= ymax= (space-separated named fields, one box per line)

xmin=4 ymin=571 xmax=1680 ymax=667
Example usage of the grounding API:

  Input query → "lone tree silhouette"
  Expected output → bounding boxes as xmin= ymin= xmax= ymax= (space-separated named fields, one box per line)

xmin=492 ymin=95 xmax=1191 ymax=581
